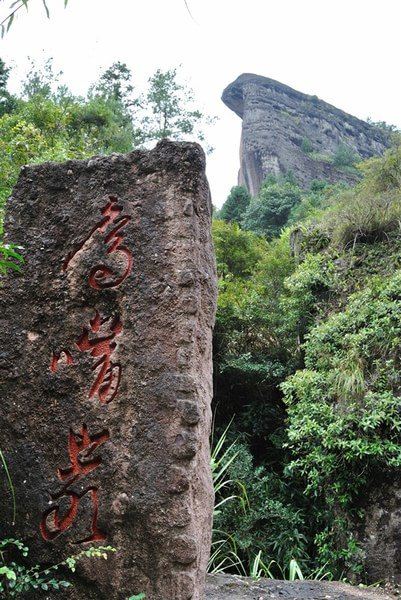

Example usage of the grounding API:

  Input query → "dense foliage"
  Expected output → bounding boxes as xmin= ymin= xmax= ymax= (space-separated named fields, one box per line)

xmin=0 ymin=58 xmax=214 ymax=279
xmin=242 ymin=175 xmax=302 ymax=238
xmin=213 ymin=140 xmax=401 ymax=579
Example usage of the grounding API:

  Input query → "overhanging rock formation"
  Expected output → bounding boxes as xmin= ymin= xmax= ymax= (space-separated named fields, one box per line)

xmin=222 ymin=73 xmax=391 ymax=194
xmin=0 ymin=140 xmax=217 ymax=599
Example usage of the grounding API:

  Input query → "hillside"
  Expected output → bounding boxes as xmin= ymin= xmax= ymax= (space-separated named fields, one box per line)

xmin=213 ymin=142 xmax=401 ymax=584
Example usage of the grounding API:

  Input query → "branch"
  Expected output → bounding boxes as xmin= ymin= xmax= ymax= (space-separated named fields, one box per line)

xmin=183 ymin=0 xmax=196 ymax=22
xmin=0 ymin=0 xmax=27 ymax=37
xmin=0 ymin=0 xmax=68 ymax=37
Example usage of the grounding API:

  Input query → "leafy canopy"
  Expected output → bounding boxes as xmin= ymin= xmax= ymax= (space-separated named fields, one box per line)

xmin=242 ymin=175 xmax=302 ymax=238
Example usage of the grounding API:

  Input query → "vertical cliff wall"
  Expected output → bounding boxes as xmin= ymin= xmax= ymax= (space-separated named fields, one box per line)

xmin=222 ymin=73 xmax=391 ymax=194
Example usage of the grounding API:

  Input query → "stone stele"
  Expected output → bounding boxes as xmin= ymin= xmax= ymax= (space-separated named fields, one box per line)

xmin=0 ymin=140 xmax=217 ymax=600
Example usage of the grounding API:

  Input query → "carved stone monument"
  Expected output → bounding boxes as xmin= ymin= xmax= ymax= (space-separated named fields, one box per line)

xmin=0 ymin=140 xmax=217 ymax=599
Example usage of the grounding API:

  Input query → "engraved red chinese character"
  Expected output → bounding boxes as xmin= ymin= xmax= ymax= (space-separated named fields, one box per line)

xmin=63 ymin=195 xmax=132 ymax=289
xmin=51 ymin=311 xmax=122 ymax=405
xmin=40 ymin=425 xmax=109 ymax=543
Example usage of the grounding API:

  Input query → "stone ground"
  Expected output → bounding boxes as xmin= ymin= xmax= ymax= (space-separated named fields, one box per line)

xmin=205 ymin=574 xmax=398 ymax=600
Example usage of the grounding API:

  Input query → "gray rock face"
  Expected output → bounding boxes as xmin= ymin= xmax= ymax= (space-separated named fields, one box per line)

xmin=0 ymin=140 xmax=217 ymax=599
xmin=357 ymin=479 xmax=401 ymax=585
xmin=222 ymin=73 xmax=391 ymax=194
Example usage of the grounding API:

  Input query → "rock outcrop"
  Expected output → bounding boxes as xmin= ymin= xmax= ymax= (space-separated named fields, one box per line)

xmin=357 ymin=477 xmax=401 ymax=585
xmin=222 ymin=73 xmax=391 ymax=194
xmin=0 ymin=140 xmax=217 ymax=600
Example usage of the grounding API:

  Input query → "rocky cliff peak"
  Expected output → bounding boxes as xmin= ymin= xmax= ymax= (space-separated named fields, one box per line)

xmin=222 ymin=73 xmax=391 ymax=194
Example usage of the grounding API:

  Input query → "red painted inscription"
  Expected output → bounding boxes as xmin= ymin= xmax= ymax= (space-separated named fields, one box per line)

xmin=51 ymin=311 xmax=122 ymax=405
xmin=42 ymin=195 xmax=131 ymax=544
xmin=63 ymin=195 xmax=132 ymax=289
xmin=40 ymin=425 xmax=109 ymax=543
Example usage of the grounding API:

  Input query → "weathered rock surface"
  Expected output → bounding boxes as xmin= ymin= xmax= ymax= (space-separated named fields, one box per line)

xmin=357 ymin=477 xmax=401 ymax=585
xmin=222 ymin=73 xmax=391 ymax=194
xmin=0 ymin=140 xmax=217 ymax=599
xmin=205 ymin=574 xmax=397 ymax=600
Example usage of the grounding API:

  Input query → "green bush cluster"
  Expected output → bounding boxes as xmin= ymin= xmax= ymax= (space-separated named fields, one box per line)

xmin=213 ymin=443 xmax=310 ymax=571
xmin=285 ymin=272 xmax=401 ymax=498
xmin=242 ymin=176 xmax=302 ymax=239
xmin=282 ymin=271 xmax=401 ymax=573
xmin=301 ymin=137 xmax=314 ymax=154
xmin=0 ymin=540 xmax=115 ymax=596
xmin=333 ymin=143 xmax=358 ymax=168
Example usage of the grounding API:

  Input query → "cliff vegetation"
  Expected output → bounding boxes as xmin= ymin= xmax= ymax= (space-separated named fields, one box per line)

xmin=213 ymin=139 xmax=401 ymax=581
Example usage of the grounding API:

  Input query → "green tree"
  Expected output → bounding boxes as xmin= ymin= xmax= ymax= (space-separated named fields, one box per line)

xmin=242 ymin=176 xmax=302 ymax=238
xmin=136 ymin=67 xmax=214 ymax=148
xmin=21 ymin=58 xmax=61 ymax=99
xmin=212 ymin=219 xmax=266 ymax=279
xmin=90 ymin=61 xmax=137 ymax=109
xmin=220 ymin=185 xmax=251 ymax=224
xmin=87 ymin=62 xmax=138 ymax=151
xmin=0 ymin=58 xmax=16 ymax=116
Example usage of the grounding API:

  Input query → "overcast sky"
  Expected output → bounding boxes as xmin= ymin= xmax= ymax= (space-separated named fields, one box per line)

xmin=1 ymin=0 xmax=400 ymax=206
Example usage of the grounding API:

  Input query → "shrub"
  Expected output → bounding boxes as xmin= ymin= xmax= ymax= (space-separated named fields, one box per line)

xmin=242 ymin=177 xmax=302 ymax=239
xmin=212 ymin=219 xmax=267 ymax=279
xmin=282 ymin=271 xmax=401 ymax=573
xmin=332 ymin=190 xmax=401 ymax=247
xmin=287 ymin=181 xmax=341 ymax=226
xmin=0 ymin=540 xmax=115 ymax=596
xmin=301 ymin=138 xmax=314 ymax=154
xmin=212 ymin=442 xmax=311 ymax=575
xmin=0 ymin=244 xmax=23 ymax=275
xmin=333 ymin=143 xmax=358 ymax=168
xmin=358 ymin=141 xmax=401 ymax=193
xmin=294 ymin=145 xmax=401 ymax=250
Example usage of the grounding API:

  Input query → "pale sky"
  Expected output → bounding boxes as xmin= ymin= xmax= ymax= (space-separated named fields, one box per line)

xmin=1 ymin=0 xmax=400 ymax=206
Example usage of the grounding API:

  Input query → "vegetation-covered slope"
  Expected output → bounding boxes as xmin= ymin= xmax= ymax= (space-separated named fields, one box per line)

xmin=212 ymin=141 xmax=401 ymax=581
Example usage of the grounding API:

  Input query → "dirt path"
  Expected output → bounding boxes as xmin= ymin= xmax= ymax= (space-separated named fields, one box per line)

xmin=206 ymin=574 xmax=397 ymax=600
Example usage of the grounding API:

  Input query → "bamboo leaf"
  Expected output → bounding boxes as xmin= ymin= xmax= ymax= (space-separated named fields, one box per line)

xmin=6 ymin=12 xmax=14 ymax=32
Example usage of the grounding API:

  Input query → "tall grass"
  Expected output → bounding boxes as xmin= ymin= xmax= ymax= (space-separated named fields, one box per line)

xmin=208 ymin=425 xmax=331 ymax=581
xmin=0 ymin=450 xmax=16 ymax=525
